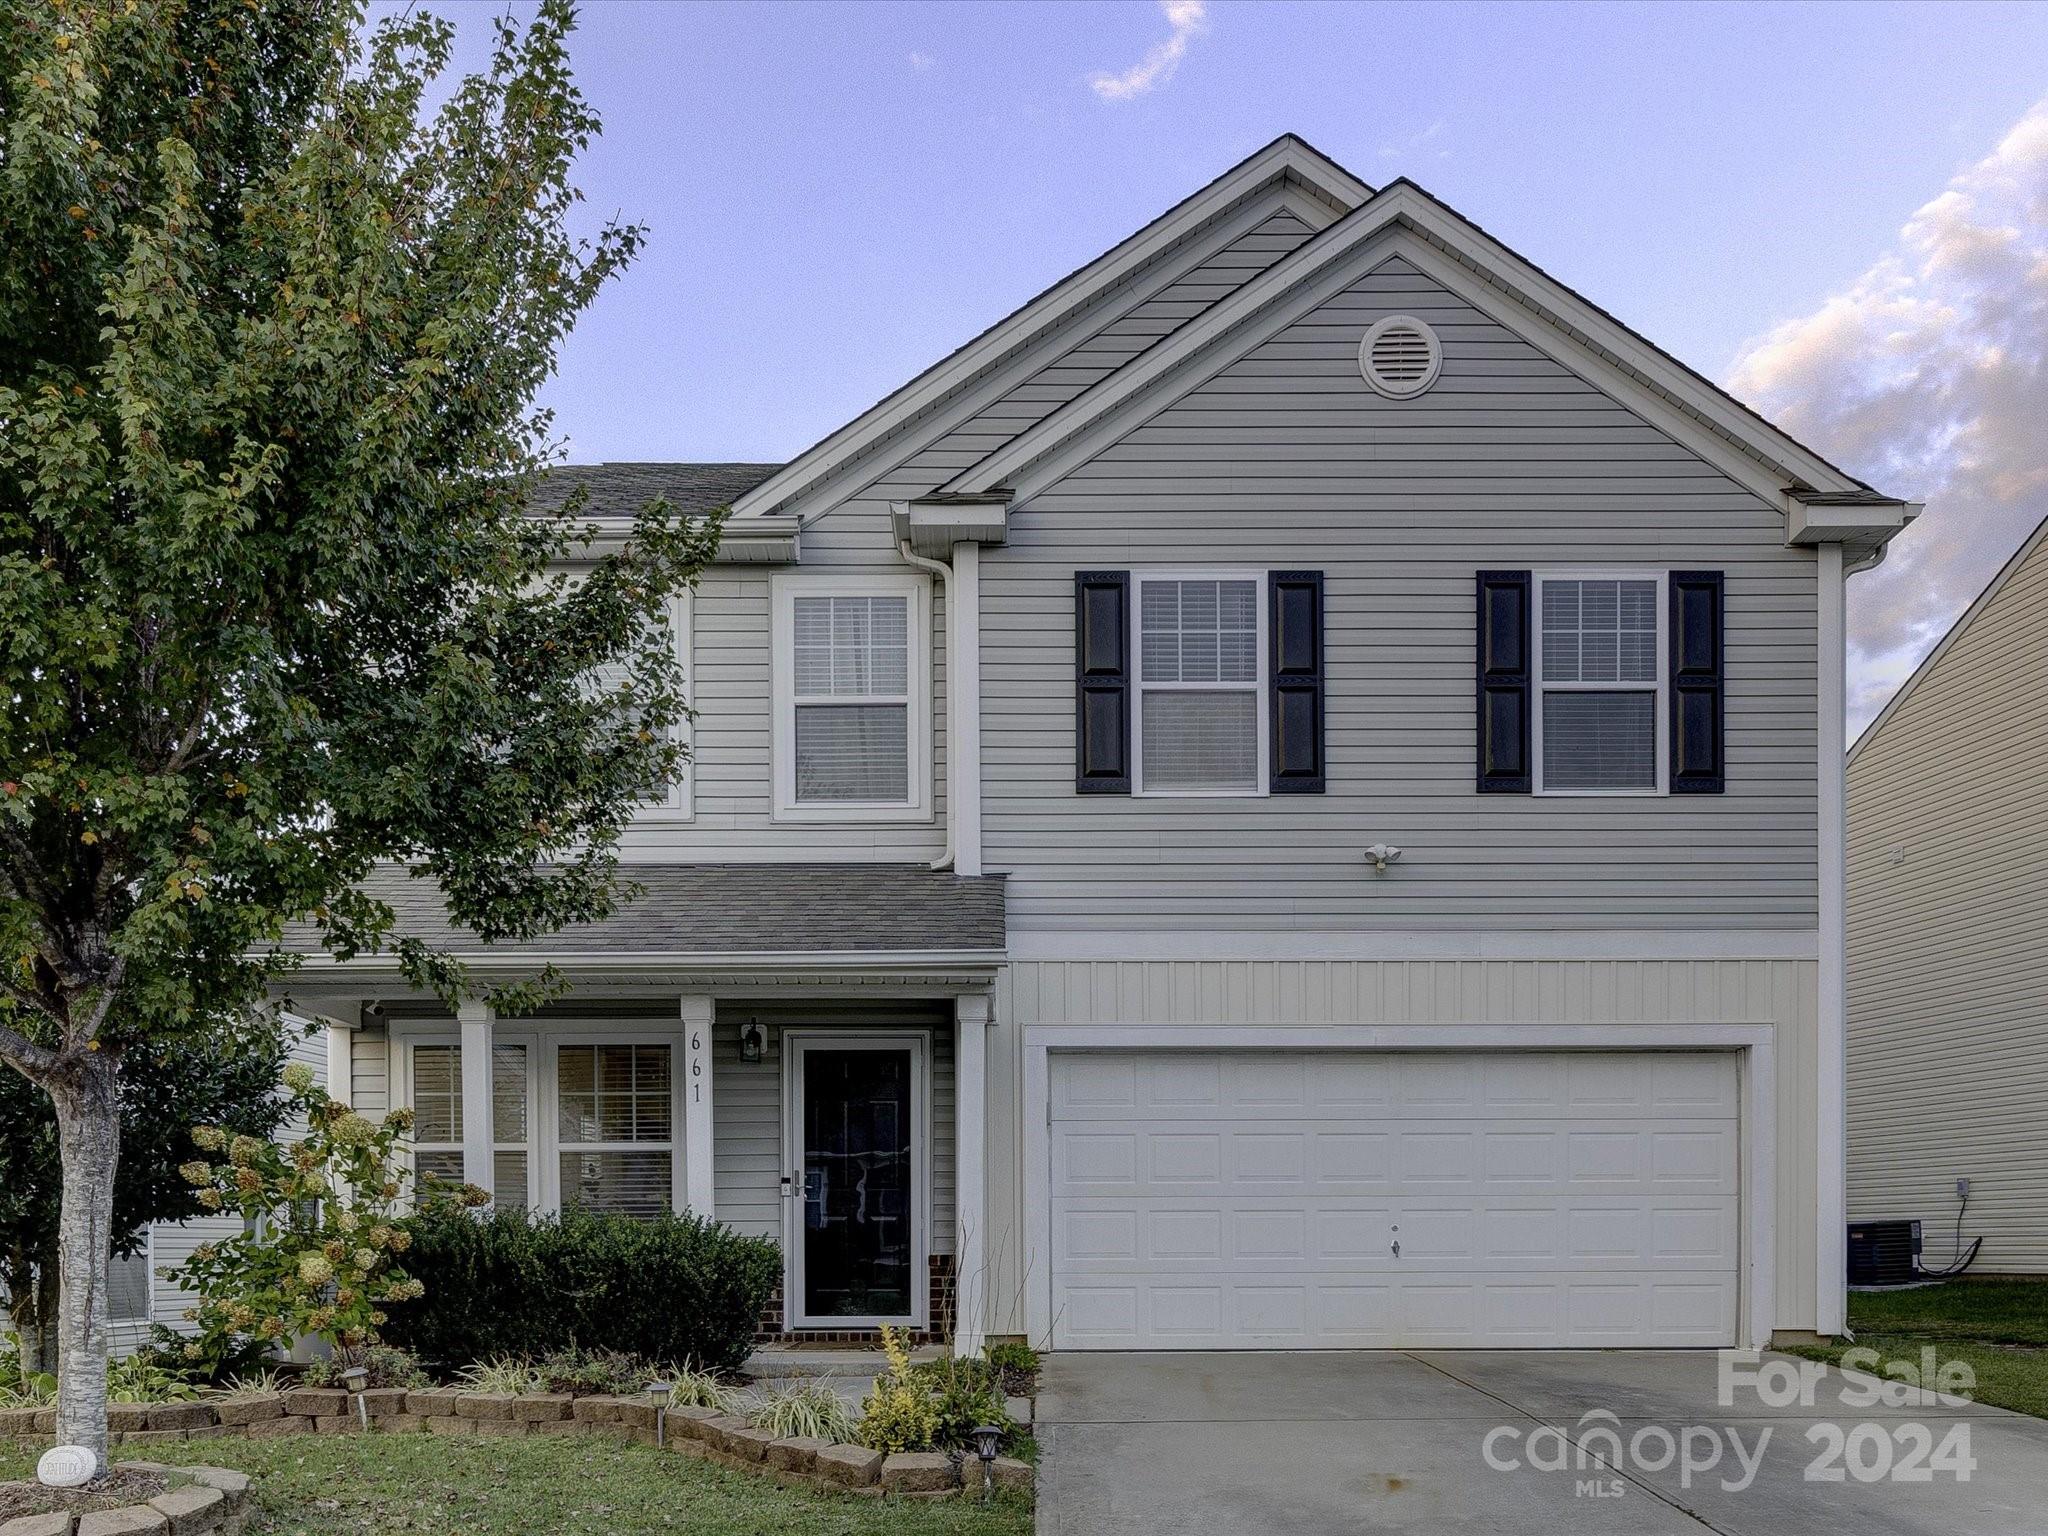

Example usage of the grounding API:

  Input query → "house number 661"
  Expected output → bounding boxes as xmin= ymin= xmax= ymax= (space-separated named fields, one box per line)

xmin=690 ymin=1033 xmax=703 ymax=1102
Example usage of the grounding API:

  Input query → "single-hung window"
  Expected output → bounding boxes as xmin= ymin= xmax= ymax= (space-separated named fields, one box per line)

xmin=403 ymin=1039 xmax=532 ymax=1210
xmin=774 ymin=576 xmax=928 ymax=818
xmin=1134 ymin=574 xmax=1267 ymax=794
xmin=1535 ymin=573 xmax=1665 ymax=793
xmin=557 ymin=1043 xmax=675 ymax=1218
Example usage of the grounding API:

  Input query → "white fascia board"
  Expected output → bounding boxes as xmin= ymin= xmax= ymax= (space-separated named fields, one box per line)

xmin=944 ymin=181 xmax=1889 ymax=516
xmin=1786 ymin=497 xmax=1921 ymax=546
xmin=563 ymin=515 xmax=800 ymax=565
xmin=285 ymin=948 xmax=1006 ymax=977
xmin=890 ymin=497 xmax=1009 ymax=558
xmin=728 ymin=138 xmax=1371 ymax=521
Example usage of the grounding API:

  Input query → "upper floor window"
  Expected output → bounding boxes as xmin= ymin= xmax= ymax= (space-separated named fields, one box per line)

xmin=575 ymin=588 xmax=692 ymax=820
xmin=772 ymin=575 xmax=929 ymax=820
xmin=1534 ymin=572 xmax=1665 ymax=795
xmin=1134 ymin=572 xmax=1268 ymax=796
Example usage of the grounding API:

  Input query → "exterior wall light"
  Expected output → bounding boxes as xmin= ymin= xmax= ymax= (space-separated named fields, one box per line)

xmin=739 ymin=1020 xmax=766 ymax=1065
xmin=1364 ymin=843 xmax=1403 ymax=875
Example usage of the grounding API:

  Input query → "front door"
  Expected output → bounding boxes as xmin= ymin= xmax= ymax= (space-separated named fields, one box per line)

xmin=785 ymin=1034 xmax=925 ymax=1329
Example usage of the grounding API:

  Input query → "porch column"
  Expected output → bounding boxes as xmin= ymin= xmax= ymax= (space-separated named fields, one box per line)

xmin=458 ymin=999 xmax=495 ymax=1203
xmin=680 ymin=994 xmax=716 ymax=1216
xmin=954 ymin=992 xmax=991 ymax=1353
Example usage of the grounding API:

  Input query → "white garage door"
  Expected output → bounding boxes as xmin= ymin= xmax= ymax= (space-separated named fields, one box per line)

xmin=1049 ymin=1049 xmax=1739 ymax=1350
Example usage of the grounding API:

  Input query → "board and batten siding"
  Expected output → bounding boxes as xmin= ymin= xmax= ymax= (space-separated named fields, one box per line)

xmin=979 ymin=954 xmax=1822 ymax=1339
xmin=1847 ymin=524 xmax=2048 ymax=1272
xmin=981 ymin=254 xmax=1820 ymax=930
xmin=614 ymin=204 xmax=1322 ymax=864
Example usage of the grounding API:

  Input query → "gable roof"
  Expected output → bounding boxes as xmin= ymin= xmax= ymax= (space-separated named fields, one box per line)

xmin=729 ymin=134 xmax=1371 ymax=520
xmin=938 ymin=179 xmax=1899 ymax=534
xmin=1849 ymin=512 xmax=2048 ymax=763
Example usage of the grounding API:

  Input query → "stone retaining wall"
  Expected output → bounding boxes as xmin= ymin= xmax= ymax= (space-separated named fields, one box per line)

xmin=0 ymin=1462 xmax=252 ymax=1536
xmin=0 ymin=1393 xmax=1031 ymax=1503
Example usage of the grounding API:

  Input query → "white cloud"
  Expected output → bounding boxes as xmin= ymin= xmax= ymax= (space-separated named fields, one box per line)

xmin=1727 ymin=97 xmax=2048 ymax=737
xmin=909 ymin=50 xmax=936 ymax=73
xmin=1088 ymin=0 xmax=1207 ymax=103
xmin=1379 ymin=120 xmax=1449 ymax=163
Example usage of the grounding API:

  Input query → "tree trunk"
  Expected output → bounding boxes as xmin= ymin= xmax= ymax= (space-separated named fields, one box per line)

xmin=7 ymin=1252 xmax=61 ymax=1377
xmin=48 ymin=1053 xmax=120 ymax=1462
xmin=34 ymin=1253 xmax=60 ymax=1378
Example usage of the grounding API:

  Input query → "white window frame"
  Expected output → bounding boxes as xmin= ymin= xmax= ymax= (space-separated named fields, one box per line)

xmin=542 ymin=1033 xmax=687 ymax=1218
xmin=392 ymin=1027 xmax=543 ymax=1214
xmin=642 ymin=590 xmax=695 ymax=821
xmin=770 ymin=573 xmax=932 ymax=822
xmin=1130 ymin=568 xmax=1270 ymax=798
xmin=1531 ymin=567 xmax=1669 ymax=798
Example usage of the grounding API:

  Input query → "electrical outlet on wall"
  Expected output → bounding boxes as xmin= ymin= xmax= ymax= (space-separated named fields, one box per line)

xmin=1957 ymin=1177 xmax=1971 ymax=1198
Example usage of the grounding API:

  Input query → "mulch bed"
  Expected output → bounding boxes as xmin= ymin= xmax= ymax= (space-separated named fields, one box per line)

xmin=0 ymin=1466 xmax=170 ymax=1520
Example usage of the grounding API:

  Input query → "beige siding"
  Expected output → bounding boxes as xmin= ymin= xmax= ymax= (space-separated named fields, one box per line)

xmin=981 ymin=253 xmax=1819 ymax=930
xmin=1847 ymin=525 xmax=2048 ymax=1271
xmin=984 ymin=953 xmax=1821 ymax=1339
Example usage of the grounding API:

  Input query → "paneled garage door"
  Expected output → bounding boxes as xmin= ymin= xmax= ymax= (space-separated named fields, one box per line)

xmin=1048 ymin=1050 xmax=1739 ymax=1349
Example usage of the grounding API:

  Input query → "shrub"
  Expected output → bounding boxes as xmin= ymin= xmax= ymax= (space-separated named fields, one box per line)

xmin=175 ymin=1067 xmax=433 ymax=1358
xmin=746 ymin=1379 xmax=857 ymax=1443
xmin=303 ymin=1344 xmax=430 ymax=1390
xmin=108 ymin=1350 xmax=201 ymax=1403
xmin=908 ymin=1356 xmax=1009 ymax=1450
xmin=533 ymin=1346 xmax=657 ymax=1398
xmin=146 ymin=1322 xmax=273 ymax=1384
xmin=385 ymin=1204 xmax=778 ymax=1374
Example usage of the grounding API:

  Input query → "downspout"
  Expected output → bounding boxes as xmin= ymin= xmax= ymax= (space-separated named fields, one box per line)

xmin=898 ymin=540 xmax=954 ymax=871
xmin=1816 ymin=540 xmax=1848 ymax=1338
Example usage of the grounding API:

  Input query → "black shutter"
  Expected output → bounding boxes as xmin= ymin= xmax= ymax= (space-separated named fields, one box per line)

xmin=1269 ymin=570 xmax=1325 ymax=793
xmin=1075 ymin=570 xmax=1131 ymax=794
xmin=1670 ymin=570 xmax=1725 ymax=794
xmin=1475 ymin=570 xmax=1532 ymax=793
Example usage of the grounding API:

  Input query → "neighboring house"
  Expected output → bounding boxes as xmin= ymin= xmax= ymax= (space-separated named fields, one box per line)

xmin=281 ymin=136 xmax=1913 ymax=1352
xmin=1847 ymin=515 xmax=2048 ymax=1274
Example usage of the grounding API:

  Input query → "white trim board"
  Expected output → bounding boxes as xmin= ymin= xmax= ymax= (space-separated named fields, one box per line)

xmin=1018 ymin=1021 xmax=1777 ymax=1352
xmin=1004 ymin=929 xmax=1820 ymax=962
xmin=729 ymin=135 xmax=1369 ymax=521
xmin=943 ymin=182 xmax=1886 ymax=518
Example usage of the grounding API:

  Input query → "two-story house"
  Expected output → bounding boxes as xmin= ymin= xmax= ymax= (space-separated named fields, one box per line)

xmin=280 ymin=136 xmax=1913 ymax=1353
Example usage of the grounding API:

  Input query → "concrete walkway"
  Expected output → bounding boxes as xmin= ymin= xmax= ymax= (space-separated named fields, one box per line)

xmin=1035 ymin=1349 xmax=2048 ymax=1535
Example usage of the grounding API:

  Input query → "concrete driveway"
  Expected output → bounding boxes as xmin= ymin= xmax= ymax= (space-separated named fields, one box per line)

xmin=1034 ymin=1349 xmax=2048 ymax=1535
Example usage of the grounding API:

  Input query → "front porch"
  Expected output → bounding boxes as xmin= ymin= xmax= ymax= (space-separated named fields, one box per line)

xmin=283 ymin=863 xmax=1005 ymax=1352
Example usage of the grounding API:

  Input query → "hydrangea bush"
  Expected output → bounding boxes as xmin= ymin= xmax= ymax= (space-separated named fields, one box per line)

xmin=171 ymin=1064 xmax=470 ymax=1359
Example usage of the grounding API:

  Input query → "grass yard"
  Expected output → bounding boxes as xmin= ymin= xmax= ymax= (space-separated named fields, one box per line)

xmin=0 ymin=1434 xmax=1033 ymax=1536
xmin=1785 ymin=1279 xmax=2048 ymax=1420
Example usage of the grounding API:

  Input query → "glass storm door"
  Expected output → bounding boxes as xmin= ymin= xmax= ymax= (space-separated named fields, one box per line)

xmin=787 ymin=1035 xmax=922 ymax=1327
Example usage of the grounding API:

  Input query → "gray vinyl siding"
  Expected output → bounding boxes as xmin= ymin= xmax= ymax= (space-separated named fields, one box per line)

xmin=713 ymin=1005 xmax=956 ymax=1254
xmin=980 ymin=254 xmax=1820 ymax=930
xmin=351 ymin=1027 xmax=390 ymax=1116
xmin=1847 ymin=528 xmax=2048 ymax=1271
xmin=615 ymin=204 xmax=1319 ymax=864
xmin=145 ymin=1018 xmax=330 ymax=1342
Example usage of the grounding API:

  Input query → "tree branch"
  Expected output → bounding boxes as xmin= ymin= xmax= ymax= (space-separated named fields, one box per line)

xmin=0 ymin=1015 xmax=61 ymax=1085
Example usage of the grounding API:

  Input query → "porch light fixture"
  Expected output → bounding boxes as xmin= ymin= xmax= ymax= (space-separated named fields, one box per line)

xmin=1364 ymin=843 xmax=1403 ymax=875
xmin=739 ymin=1020 xmax=766 ymax=1065
xmin=648 ymin=1379 xmax=673 ymax=1447
xmin=340 ymin=1364 xmax=370 ymax=1429
xmin=970 ymin=1424 xmax=1003 ymax=1500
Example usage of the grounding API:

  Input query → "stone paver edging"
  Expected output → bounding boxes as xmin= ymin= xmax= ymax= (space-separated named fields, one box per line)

xmin=0 ymin=1393 xmax=1031 ymax=1503
xmin=0 ymin=1463 xmax=252 ymax=1536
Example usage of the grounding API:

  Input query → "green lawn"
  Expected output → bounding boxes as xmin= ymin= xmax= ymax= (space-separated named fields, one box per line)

xmin=1785 ymin=1279 xmax=2048 ymax=1420
xmin=0 ymin=1434 xmax=1033 ymax=1536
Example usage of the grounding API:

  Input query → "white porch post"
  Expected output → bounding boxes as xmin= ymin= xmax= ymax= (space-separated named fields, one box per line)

xmin=324 ymin=1021 xmax=354 ymax=1104
xmin=681 ymin=994 xmax=716 ymax=1216
xmin=458 ymin=1000 xmax=495 ymax=1204
xmin=949 ymin=539 xmax=983 ymax=877
xmin=953 ymin=992 xmax=991 ymax=1353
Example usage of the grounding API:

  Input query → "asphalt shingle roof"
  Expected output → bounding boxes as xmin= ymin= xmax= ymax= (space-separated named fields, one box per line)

xmin=304 ymin=864 xmax=1005 ymax=957
xmin=529 ymin=462 xmax=783 ymax=519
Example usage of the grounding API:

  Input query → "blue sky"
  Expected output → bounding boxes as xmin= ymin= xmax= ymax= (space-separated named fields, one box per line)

xmin=399 ymin=0 xmax=2048 ymax=729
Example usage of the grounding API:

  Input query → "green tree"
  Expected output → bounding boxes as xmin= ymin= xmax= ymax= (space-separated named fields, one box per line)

xmin=0 ymin=1017 xmax=292 ymax=1375
xmin=0 ymin=0 xmax=716 ymax=1457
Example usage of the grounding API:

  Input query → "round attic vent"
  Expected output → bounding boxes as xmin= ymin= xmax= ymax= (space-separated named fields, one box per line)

xmin=1358 ymin=315 xmax=1442 ymax=399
